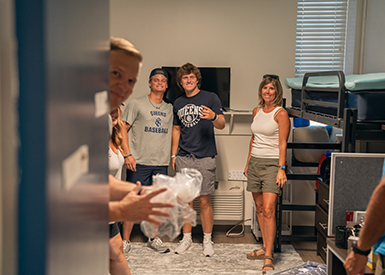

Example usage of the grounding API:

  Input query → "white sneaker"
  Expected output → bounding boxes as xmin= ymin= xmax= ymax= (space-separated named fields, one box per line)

xmin=203 ymin=239 xmax=214 ymax=257
xmin=123 ymin=240 xmax=131 ymax=260
xmin=147 ymin=236 xmax=170 ymax=253
xmin=174 ymin=237 xmax=192 ymax=254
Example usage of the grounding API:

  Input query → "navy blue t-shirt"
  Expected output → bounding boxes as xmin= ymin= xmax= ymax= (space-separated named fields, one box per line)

xmin=173 ymin=90 xmax=223 ymax=158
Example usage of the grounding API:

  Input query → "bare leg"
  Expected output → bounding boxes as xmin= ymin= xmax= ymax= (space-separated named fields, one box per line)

xmin=197 ymin=194 xmax=213 ymax=234
xmin=261 ymin=192 xmax=278 ymax=272
xmin=122 ymin=221 xmax=134 ymax=242
xmin=109 ymin=233 xmax=131 ymax=275
xmin=251 ymin=192 xmax=266 ymax=257
xmin=174 ymin=201 xmax=194 ymax=254
xmin=181 ymin=201 xmax=194 ymax=234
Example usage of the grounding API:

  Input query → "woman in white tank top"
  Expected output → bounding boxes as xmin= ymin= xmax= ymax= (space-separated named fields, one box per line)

xmin=244 ymin=75 xmax=291 ymax=274
xmin=109 ymin=106 xmax=131 ymax=274
xmin=109 ymin=106 xmax=125 ymax=180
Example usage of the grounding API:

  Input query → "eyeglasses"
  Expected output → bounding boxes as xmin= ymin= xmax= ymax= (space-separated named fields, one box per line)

xmin=263 ymin=74 xmax=279 ymax=80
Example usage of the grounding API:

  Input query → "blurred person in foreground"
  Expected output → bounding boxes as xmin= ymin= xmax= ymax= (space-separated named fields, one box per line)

xmin=107 ymin=38 xmax=174 ymax=274
xmin=344 ymin=176 xmax=385 ymax=275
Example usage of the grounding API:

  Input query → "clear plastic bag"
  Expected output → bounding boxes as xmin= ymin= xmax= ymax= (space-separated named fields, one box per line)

xmin=140 ymin=168 xmax=202 ymax=240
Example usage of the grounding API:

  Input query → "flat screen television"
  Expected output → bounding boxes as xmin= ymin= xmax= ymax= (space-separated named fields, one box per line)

xmin=162 ymin=66 xmax=231 ymax=111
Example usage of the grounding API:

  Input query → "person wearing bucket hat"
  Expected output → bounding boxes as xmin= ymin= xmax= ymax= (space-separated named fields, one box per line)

xmin=120 ymin=67 xmax=173 ymax=256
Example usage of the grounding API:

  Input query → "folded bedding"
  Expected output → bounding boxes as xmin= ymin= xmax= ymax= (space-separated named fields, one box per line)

xmin=285 ymin=72 xmax=385 ymax=91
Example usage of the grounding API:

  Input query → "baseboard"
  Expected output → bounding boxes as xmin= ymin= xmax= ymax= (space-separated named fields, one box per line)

xmin=125 ymin=223 xmax=252 ymax=236
xmin=193 ymin=224 xmax=252 ymax=234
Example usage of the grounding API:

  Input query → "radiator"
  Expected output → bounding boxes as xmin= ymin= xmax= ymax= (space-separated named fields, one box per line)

xmin=193 ymin=180 xmax=244 ymax=222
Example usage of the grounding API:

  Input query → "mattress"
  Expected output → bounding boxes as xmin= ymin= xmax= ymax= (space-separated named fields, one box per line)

xmin=285 ymin=73 xmax=385 ymax=122
xmin=285 ymin=73 xmax=385 ymax=91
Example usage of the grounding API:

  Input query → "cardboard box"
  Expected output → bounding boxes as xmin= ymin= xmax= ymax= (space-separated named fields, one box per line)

xmin=367 ymin=249 xmax=377 ymax=270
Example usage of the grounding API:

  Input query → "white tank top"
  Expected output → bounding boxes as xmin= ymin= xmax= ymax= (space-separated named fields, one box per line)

xmin=250 ymin=107 xmax=282 ymax=159
xmin=109 ymin=147 xmax=124 ymax=180
xmin=109 ymin=146 xmax=123 ymax=224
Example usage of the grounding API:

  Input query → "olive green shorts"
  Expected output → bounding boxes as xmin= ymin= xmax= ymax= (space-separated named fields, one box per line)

xmin=246 ymin=156 xmax=281 ymax=196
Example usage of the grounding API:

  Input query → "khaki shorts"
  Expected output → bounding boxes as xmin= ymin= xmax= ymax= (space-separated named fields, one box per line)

xmin=246 ymin=156 xmax=281 ymax=196
xmin=376 ymin=254 xmax=385 ymax=275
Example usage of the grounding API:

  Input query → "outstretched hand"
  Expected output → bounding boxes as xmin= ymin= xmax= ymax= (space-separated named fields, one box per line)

xmin=114 ymin=182 xmax=174 ymax=224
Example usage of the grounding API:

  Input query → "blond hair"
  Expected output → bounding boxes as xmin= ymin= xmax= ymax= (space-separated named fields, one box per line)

xmin=110 ymin=37 xmax=143 ymax=62
xmin=111 ymin=106 xmax=124 ymax=152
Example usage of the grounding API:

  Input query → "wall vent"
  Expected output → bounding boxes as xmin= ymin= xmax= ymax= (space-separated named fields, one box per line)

xmin=193 ymin=181 xmax=244 ymax=222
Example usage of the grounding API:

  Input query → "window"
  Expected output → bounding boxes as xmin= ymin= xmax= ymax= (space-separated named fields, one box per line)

xmin=295 ymin=0 xmax=357 ymax=77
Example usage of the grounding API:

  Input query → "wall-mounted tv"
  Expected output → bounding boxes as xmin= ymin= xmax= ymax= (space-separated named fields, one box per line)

xmin=162 ymin=66 xmax=231 ymax=111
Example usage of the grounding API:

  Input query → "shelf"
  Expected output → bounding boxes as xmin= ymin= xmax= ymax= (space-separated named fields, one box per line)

xmin=215 ymin=110 xmax=253 ymax=135
xmin=327 ymin=238 xmax=375 ymax=274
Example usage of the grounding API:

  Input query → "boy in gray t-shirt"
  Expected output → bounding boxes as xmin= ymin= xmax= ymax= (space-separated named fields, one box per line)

xmin=121 ymin=68 xmax=173 ymax=256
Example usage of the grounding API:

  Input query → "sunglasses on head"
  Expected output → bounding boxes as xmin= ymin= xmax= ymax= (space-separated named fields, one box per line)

xmin=263 ymin=74 xmax=279 ymax=80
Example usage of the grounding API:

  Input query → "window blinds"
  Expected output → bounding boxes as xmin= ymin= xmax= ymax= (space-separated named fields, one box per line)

xmin=295 ymin=0 xmax=349 ymax=77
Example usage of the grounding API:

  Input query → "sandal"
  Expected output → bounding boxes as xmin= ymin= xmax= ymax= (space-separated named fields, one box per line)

xmin=262 ymin=255 xmax=274 ymax=274
xmin=246 ymin=246 xmax=266 ymax=260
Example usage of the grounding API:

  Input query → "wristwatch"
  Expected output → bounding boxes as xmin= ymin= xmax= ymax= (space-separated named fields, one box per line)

xmin=279 ymin=165 xmax=286 ymax=170
xmin=352 ymin=242 xmax=371 ymax=256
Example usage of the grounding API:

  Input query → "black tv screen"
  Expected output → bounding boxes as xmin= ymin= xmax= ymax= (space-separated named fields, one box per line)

xmin=162 ymin=66 xmax=231 ymax=111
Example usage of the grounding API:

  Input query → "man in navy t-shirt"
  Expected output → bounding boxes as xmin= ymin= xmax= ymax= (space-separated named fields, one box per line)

xmin=171 ymin=62 xmax=225 ymax=257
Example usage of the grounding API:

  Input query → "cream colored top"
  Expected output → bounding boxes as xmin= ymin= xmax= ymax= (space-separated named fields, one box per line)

xmin=250 ymin=107 xmax=282 ymax=159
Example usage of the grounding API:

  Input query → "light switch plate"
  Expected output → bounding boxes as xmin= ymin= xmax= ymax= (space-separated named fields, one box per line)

xmin=94 ymin=90 xmax=109 ymax=118
xmin=62 ymin=145 xmax=89 ymax=191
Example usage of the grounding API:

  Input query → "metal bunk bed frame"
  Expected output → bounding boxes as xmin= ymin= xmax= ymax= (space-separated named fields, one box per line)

xmin=273 ymin=71 xmax=385 ymax=252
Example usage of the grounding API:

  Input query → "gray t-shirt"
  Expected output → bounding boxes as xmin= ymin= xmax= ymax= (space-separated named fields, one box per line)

xmin=122 ymin=95 xmax=173 ymax=166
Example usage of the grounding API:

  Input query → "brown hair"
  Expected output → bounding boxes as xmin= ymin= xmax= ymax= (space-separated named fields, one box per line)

xmin=176 ymin=62 xmax=202 ymax=90
xmin=258 ymin=76 xmax=283 ymax=107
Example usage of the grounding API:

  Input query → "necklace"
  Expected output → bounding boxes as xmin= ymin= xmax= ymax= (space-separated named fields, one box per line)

xmin=148 ymin=95 xmax=163 ymax=109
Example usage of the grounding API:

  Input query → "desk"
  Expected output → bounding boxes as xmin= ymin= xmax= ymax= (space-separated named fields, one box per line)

xmin=327 ymin=238 xmax=375 ymax=275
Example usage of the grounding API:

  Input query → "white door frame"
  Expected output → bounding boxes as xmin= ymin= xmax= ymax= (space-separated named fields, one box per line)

xmin=0 ymin=0 xmax=18 ymax=274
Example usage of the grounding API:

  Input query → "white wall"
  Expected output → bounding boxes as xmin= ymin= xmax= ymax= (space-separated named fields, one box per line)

xmin=110 ymin=0 xmax=297 ymax=110
xmin=110 ymin=0 xmax=301 ymax=227
xmin=362 ymin=0 xmax=385 ymax=73
xmin=110 ymin=0 xmax=297 ymax=226
xmin=111 ymin=0 xmax=298 ymax=226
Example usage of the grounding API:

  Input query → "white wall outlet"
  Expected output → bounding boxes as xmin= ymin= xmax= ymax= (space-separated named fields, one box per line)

xmin=62 ymin=145 xmax=89 ymax=191
xmin=228 ymin=170 xmax=247 ymax=181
